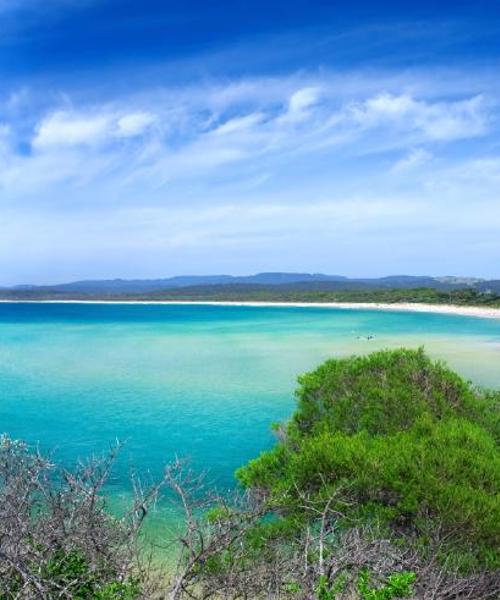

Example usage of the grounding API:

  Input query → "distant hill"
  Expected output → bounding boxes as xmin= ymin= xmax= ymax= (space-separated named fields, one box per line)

xmin=12 ymin=272 xmax=348 ymax=294
xmin=3 ymin=272 xmax=490 ymax=296
xmin=476 ymin=280 xmax=500 ymax=293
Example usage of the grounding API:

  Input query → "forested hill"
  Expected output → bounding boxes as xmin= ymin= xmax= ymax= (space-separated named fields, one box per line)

xmin=1 ymin=273 xmax=500 ymax=304
xmin=0 ymin=275 xmax=500 ymax=307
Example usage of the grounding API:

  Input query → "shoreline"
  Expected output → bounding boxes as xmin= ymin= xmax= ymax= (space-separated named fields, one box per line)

xmin=1 ymin=299 xmax=500 ymax=319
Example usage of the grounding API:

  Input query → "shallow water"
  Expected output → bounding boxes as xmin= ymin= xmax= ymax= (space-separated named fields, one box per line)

xmin=1 ymin=303 xmax=499 ymax=536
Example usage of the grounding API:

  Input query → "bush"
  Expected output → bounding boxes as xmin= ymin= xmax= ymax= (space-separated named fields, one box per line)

xmin=0 ymin=436 xmax=154 ymax=598
xmin=289 ymin=347 xmax=496 ymax=437
xmin=238 ymin=349 xmax=500 ymax=569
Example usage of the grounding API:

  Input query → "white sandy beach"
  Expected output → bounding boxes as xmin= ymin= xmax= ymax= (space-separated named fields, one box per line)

xmin=1 ymin=299 xmax=500 ymax=320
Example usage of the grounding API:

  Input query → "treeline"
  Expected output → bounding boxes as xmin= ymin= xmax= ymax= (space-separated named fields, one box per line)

xmin=141 ymin=285 xmax=500 ymax=306
xmin=1 ymin=285 xmax=500 ymax=307
xmin=1 ymin=349 xmax=499 ymax=598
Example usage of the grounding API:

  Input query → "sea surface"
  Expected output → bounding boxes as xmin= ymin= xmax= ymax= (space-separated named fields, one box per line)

xmin=1 ymin=302 xmax=500 ymax=538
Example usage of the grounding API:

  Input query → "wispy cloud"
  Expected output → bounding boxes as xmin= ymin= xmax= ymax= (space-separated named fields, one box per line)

xmin=0 ymin=62 xmax=499 ymax=282
xmin=348 ymin=93 xmax=487 ymax=140
xmin=32 ymin=109 xmax=157 ymax=149
xmin=1 ymin=72 xmax=495 ymax=199
xmin=391 ymin=148 xmax=432 ymax=172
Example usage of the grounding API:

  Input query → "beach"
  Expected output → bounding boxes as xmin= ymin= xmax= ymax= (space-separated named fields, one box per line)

xmin=1 ymin=299 xmax=500 ymax=320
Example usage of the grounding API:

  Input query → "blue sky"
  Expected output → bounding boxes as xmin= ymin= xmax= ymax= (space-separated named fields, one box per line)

xmin=1 ymin=0 xmax=499 ymax=284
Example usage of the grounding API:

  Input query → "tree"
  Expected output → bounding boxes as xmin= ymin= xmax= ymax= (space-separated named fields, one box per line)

xmin=0 ymin=437 xmax=160 ymax=599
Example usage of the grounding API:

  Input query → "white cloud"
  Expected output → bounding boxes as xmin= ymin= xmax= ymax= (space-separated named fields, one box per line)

xmin=31 ymin=108 xmax=159 ymax=154
xmin=0 ymin=14 xmax=499 ymax=283
xmin=392 ymin=148 xmax=432 ymax=173
xmin=116 ymin=111 xmax=156 ymax=137
xmin=33 ymin=111 xmax=111 ymax=149
xmin=348 ymin=93 xmax=487 ymax=141
xmin=358 ymin=93 xmax=415 ymax=119
xmin=423 ymin=156 xmax=500 ymax=198
xmin=0 ymin=71 xmax=497 ymax=231
xmin=212 ymin=113 xmax=264 ymax=136
xmin=279 ymin=86 xmax=321 ymax=123
xmin=3 ymin=186 xmax=499 ymax=283
xmin=288 ymin=86 xmax=320 ymax=112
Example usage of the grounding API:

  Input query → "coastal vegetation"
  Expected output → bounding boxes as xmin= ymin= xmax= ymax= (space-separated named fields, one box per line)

xmin=1 ymin=349 xmax=498 ymax=598
xmin=1 ymin=285 xmax=500 ymax=308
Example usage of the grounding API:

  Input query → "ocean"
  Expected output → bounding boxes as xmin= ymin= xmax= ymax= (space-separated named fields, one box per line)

xmin=1 ymin=302 xmax=499 ymax=535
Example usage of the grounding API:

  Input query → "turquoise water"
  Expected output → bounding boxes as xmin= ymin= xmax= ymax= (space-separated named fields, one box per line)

xmin=1 ymin=302 xmax=500 ymax=530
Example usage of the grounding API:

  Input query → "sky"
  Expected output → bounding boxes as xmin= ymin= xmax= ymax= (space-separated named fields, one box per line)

xmin=1 ymin=0 xmax=500 ymax=284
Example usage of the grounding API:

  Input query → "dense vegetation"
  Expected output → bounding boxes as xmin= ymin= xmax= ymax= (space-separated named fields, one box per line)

xmin=1 ymin=285 xmax=500 ymax=307
xmin=239 ymin=349 xmax=499 ymax=570
xmin=0 ymin=439 xmax=155 ymax=599
xmin=144 ymin=285 xmax=500 ymax=306
xmin=1 ymin=349 xmax=498 ymax=598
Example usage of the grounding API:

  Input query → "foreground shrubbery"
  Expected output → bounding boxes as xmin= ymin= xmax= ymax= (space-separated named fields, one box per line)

xmin=1 ymin=349 xmax=498 ymax=598
xmin=188 ymin=349 xmax=500 ymax=598
xmin=0 ymin=438 xmax=157 ymax=599
xmin=239 ymin=349 xmax=500 ymax=572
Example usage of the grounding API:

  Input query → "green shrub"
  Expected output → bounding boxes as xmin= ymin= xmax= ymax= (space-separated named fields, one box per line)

xmin=357 ymin=569 xmax=416 ymax=599
xmin=42 ymin=550 xmax=141 ymax=599
xmin=238 ymin=349 xmax=500 ymax=569
xmin=289 ymin=348 xmax=495 ymax=438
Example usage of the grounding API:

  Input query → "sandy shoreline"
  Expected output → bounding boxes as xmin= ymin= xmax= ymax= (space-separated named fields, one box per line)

xmin=1 ymin=299 xmax=500 ymax=320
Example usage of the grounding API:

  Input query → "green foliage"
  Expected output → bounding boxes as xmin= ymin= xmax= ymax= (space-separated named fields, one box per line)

xmin=3 ymin=281 xmax=500 ymax=308
xmin=315 ymin=574 xmax=335 ymax=599
xmin=311 ymin=569 xmax=415 ymax=599
xmin=244 ymin=514 xmax=304 ymax=550
xmin=43 ymin=551 xmax=96 ymax=599
xmin=42 ymin=550 xmax=141 ymax=599
xmin=283 ymin=581 xmax=301 ymax=594
xmin=315 ymin=572 xmax=348 ymax=599
xmin=357 ymin=569 xmax=416 ymax=600
xmin=238 ymin=349 xmax=500 ymax=569
xmin=206 ymin=505 xmax=235 ymax=523
xmin=290 ymin=347 xmax=493 ymax=437
xmin=95 ymin=580 xmax=142 ymax=600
